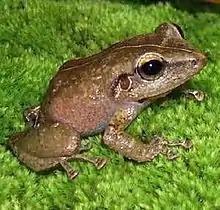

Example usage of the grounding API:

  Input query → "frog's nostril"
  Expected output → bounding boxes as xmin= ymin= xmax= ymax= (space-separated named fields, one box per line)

xmin=192 ymin=51 xmax=207 ymax=68
xmin=191 ymin=59 xmax=197 ymax=67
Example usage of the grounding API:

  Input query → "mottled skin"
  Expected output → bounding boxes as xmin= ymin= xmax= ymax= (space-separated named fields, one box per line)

xmin=9 ymin=23 xmax=207 ymax=179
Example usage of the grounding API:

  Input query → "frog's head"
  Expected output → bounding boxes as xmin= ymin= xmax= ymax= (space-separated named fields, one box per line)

xmin=112 ymin=22 xmax=207 ymax=102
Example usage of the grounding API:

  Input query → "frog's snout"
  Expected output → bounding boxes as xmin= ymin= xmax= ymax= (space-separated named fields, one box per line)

xmin=187 ymin=50 xmax=207 ymax=74
xmin=194 ymin=51 xmax=208 ymax=69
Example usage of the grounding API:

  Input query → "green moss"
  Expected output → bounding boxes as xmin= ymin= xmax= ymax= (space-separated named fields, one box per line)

xmin=0 ymin=0 xmax=219 ymax=209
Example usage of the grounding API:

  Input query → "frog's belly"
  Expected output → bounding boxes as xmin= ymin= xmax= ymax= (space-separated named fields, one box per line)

xmin=44 ymin=97 xmax=116 ymax=136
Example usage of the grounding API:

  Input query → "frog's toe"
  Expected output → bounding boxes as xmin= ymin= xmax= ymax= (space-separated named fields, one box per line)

xmin=148 ymin=136 xmax=192 ymax=160
xmin=165 ymin=139 xmax=193 ymax=149
xmin=24 ymin=106 xmax=41 ymax=128
xmin=94 ymin=158 xmax=107 ymax=169
xmin=179 ymin=140 xmax=193 ymax=149
xmin=165 ymin=149 xmax=179 ymax=160
xmin=60 ymin=158 xmax=79 ymax=180
xmin=67 ymin=169 xmax=79 ymax=180
xmin=183 ymin=89 xmax=205 ymax=102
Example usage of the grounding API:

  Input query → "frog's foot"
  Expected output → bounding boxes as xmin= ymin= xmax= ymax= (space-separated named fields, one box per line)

xmin=60 ymin=155 xmax=107 ymax=179
xmin=60 ymin=158 xmax=79 ymax=179
xmin=182 ymin=89 xmax=205 ymax=102
xmin=151 ymin=137 xmax=193 ymax=160
xmin=92 ymin=157 xmax=108 ymax=169
xmin=71 ymin=154 xmax=107 ymax=170
xmin=24 ymin=106 xmax=41 ymax=128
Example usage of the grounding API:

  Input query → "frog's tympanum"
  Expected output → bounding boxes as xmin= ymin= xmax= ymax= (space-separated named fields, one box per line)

xmin=9 ymin=23 xmax=207 ymax=179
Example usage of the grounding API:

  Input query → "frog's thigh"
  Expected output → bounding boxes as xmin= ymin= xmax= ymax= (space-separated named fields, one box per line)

xmin=18 ymin=151 xmax=61 ymax=172
xmin=24 ymin=122 xmax=82 ymax=158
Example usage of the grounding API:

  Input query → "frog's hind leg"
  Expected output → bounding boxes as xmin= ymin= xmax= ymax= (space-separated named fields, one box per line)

xmin=59 ymin=158 xmax=79 ymax=179
xmin=17 ymin=152 xmax=79 ymax=179
xmin=10 ymin=121 xmax=106 ymax=180
xmin=59 ymin=155 xmax=107 ymax=179
xmin=71 ymin=154 xmax=107 ymax=169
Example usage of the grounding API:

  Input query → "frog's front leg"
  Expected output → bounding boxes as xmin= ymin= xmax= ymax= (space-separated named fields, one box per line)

xmin=183 ymin=89 xmax=205 ymax=102
xmin=10 ymin=122 xmax=107 ymax=180
xmin=103 ymin=105 xmax=192 ymax=162
xmin=175 ymin=82 xmax=205 ymax=102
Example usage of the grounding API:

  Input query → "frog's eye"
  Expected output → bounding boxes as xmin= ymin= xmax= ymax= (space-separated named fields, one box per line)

xmin=136 ymin=53 xmax=165 ymax=80
xmin=171 ymin=23 xmax=184 ymax=38
xmin=155 ymin=22 xmax=184 ymax=39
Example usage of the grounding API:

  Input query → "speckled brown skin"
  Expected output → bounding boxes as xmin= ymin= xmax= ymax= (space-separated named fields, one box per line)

xmin=10 ymin=123 xmax=106 ymax=179
xmin=10 ymin=23 xmax=207 ymax=179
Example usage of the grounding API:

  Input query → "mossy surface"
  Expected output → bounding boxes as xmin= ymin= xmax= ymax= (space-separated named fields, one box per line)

xmin=0 ymin=0 xmax=219 ymax=209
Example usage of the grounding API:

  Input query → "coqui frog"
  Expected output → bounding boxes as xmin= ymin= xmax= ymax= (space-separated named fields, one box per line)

xmin=9 ymin=23 xmax=207 ymax=179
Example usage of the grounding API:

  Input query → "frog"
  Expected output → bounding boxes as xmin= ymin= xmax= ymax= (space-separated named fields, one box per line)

xmin=9 ymin=22 xmax=207 ymax=179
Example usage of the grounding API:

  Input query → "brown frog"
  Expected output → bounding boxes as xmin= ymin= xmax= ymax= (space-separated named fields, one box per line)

xmin=9 ymin=23 xmax=207 ymax=179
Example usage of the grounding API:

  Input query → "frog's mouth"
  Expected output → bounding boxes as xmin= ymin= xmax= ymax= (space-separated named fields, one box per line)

xmin=138 ymin=90 xmax=173 ymax=103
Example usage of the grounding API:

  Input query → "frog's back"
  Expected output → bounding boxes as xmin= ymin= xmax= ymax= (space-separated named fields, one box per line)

xmin=39 ymin=34 xmax=156 ymax=135
xmin=41 ymin=57 xmax=118 ymax=136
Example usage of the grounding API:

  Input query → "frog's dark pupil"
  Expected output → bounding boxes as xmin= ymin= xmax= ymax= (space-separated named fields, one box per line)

xmin=140 ymin=59 xmax=163 ymax=76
